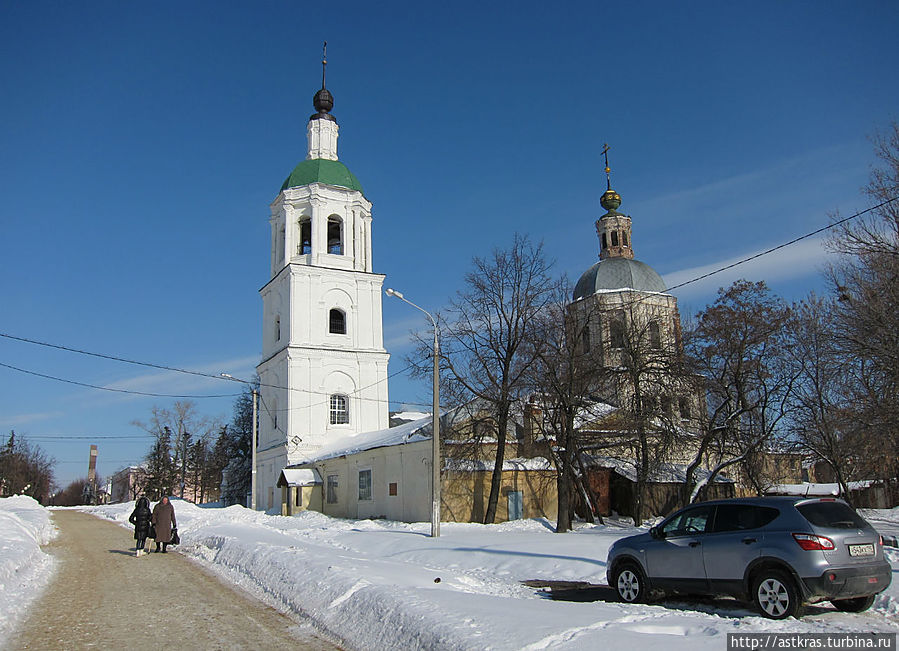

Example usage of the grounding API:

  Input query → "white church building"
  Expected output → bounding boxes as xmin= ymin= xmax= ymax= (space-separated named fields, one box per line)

xmin=254 ymin=58 xmax=391 ymax=512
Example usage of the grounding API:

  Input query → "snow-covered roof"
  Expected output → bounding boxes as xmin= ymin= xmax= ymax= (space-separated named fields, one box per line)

xmin=445 ymin=457 xmax=554 ymax=472
xmin=584 ymin=455 xmax=734 ymax=484
xmin=765 ymin=481 xmax=876 ymax=497
xmin=277 ymin=468 xmax=322 ymax=487
xmin=297 ymin=414 xmax=435 ymax=465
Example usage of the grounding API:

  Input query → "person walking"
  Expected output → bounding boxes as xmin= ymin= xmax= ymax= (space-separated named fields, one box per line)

xmin=151 ymin=495 xmax=177 ymax=553
xmin=128 ymin=496 xmax=152 ymax=557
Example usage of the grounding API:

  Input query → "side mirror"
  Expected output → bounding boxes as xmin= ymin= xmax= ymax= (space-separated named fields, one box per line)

xmin=650 ymin=525 xmax=665 ymax=540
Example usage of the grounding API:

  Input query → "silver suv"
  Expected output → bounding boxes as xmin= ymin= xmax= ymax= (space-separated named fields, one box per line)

xmin=606 ymin=496 xmax=892 ymax=618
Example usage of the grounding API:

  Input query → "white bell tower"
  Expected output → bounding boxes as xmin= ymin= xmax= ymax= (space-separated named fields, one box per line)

xmin=255 ymin=50 xmax=390 ymax=510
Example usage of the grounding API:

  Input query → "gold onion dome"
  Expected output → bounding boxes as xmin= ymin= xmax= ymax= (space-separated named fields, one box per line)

xmin=600 ymin=188 xmax=622 ymax=212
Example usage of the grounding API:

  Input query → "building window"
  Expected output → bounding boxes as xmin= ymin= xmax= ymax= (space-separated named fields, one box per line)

xmin=270 ymin=397 xmax=278 ymax=430
xmin=610 ymin=311 xmax=626 ymax=348
xmin=611 ymin=231 xmax=619 ymax=247
xmin=581 ymin=324 xmax=590 ymax=352
xmin=330 ymin=394 xmax=349 ymax=425
xmin=389 ymin=482 xmax=398 ymax=497
xmin=327 ymin=216 xmax=343 ymax=255
xmin=649 ymin=321 xmax=661 ymax=349
xmin=679 ymin=397 xmax=692 ymax=420
xmin=295 ymin=488 xmax=302 ymax=508
xmin=601 ymin=232 xmax=608 ymax=250
xmin=622 ymin=232 xmax=629 ymax=247
xmin=358 ymin=469 xmax=372 ymax=501
xmin=329 ymin=308 xmax=346 ymax=334
xmin=298 ymin=218 xmax=311 ymax=255
xmin=327 ymin=475 xmax=338 ymax=503
xmin=275 ymin=316 xmax=281 ymax=342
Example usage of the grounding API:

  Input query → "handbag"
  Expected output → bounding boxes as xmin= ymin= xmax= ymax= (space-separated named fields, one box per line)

xmin=170 ymin=527 xmax=180 ymax=545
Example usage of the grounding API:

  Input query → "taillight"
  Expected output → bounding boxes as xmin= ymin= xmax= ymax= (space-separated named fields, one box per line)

xmin=793 ymin=533 xmax=835 ymax=550
xmin=879 ymin=535 xmax=884 ymax=546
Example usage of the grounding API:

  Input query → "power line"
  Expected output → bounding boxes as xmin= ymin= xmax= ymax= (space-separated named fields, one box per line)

xmin=0 ymin=361 xmax=240 ymax=399
xmin=4 ymin=194 xmax=895 ymax=410
xmin=664 ymin=196 xmax=899 ymax=293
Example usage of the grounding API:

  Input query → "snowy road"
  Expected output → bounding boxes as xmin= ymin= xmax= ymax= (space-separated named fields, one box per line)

xmin=6 ymin=510 xmax=340 ymax=650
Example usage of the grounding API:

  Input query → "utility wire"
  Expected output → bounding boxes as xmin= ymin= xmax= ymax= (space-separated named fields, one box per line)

xmin=0 ymin=361 xmax=239 ymax=399
xmin=3 ymin=195 xmax=896 ymax=407
xmin=664 ymin=196 xmax=899 ymax=292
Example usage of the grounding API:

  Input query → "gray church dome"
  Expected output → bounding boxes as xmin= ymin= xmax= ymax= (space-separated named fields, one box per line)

xmin=573 ymin=257 xmax=667 ymax=301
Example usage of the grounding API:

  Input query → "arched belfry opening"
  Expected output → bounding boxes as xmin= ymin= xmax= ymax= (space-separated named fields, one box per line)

xmin=327 ymin=216 xmax=343 ymax=255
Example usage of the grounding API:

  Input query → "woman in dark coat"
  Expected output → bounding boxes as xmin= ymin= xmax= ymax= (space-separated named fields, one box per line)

xmin=151 ymin=496 xmax=177 ymax=553
xmin=128 ymin=496 xmax=152 ymax=557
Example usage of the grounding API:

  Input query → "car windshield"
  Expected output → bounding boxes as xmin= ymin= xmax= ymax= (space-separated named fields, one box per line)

xmin=796 ymin=501 xmax=869 ymax=529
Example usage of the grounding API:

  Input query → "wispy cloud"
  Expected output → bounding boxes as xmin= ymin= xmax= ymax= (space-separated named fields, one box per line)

xmin=6 ymin=411 xmax=66 ymax=427
xmin=663 ymin=236 xmax=833 ymax=300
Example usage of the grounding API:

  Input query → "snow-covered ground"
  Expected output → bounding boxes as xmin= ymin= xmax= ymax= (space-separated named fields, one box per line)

xmin=0 ymin=496 xmax=58 ymax=640
xmin=2 ymin=496 xmax=897 ymax=649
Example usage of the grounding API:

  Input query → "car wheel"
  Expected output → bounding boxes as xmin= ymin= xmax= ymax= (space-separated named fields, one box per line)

xmin=831 ymin=595 xmax=875 ymax=613
xmin=752 ymin=570 xmax=801 ymax=619
xmin=614 ymin=562 xmax=646 ymax=603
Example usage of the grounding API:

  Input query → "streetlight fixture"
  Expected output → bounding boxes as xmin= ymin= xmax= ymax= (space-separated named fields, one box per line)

xmin=385 ymin=287 xmax=441 ymax=538
xmin=221 ymin=373 xmax=258 ymax=511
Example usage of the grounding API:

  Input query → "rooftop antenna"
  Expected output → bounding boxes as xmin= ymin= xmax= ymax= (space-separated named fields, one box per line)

xmin=601 ymin=143 xmax=612 ymax=190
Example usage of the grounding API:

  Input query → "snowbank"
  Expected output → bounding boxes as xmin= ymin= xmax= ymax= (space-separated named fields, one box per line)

xmin=2 ymin=496 xmax=897 ymax=650
xmin=83 ymin=500 xmax=899 ymax=650
xmin=0 ymin=496 xmax=58 ymax=641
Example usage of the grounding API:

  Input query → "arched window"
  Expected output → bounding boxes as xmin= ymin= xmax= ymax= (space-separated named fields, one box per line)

xmin=298 ymin=218 xmax=311 ymax=255
xmin=329 ymin=394 xmax=349 ymax=425
xmin=649 ymin=321 xmax=661 ymax=349
xmin=271 ymin=397 xmax=278 ymax=430
xmin=611 ymin=231 xmax=619 ymax=247
xmin=601 ymin=232 xmax=608 ymax=250
xmin=327 ymin=216 xmax=343 ymax=255
xmin=275 ymin=316 xmax=281 ymax=341
xmin=622 ymin=232 xmax=629 ymax=247
xmin=329 ymin=308 xmax=346 ymax=334
xmin=610 ymin=311 xmax=626 ymax=348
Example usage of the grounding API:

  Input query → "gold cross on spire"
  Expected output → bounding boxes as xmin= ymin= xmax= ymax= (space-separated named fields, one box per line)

xmin=321 ymin=41 xmax=328 ymax=89
xmin=601 ymin=143 xmax=612 ymax=190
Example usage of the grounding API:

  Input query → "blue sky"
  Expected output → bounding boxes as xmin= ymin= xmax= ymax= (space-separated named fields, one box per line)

xmin=1 ymin=1 xmax=897 ymax=488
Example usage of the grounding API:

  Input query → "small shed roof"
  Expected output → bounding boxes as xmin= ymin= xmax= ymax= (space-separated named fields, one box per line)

xmin=277 ymin=468 xmax=322 ymax=487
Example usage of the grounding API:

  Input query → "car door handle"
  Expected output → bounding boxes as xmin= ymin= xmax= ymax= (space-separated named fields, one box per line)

xmin=689 ymin=541 xmax=701 ymax=547
xmin=742 ymin=538 xmax=757 ymax=545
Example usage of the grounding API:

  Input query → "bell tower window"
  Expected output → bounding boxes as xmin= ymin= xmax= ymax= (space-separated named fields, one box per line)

xmin=329 ymin=394 xmax=349 ymax=425
xmin=298 ymin=218 xmax=311 ymax=255
xmin=329 ymin=308 xmax=346 ymax=334
xmin=327 ymin=216 xmax=343 ymax=255
xmin=611 ymin=231 xmax=619 ymax=247
xmin=601 ymin=233 xmax=608 ymax=250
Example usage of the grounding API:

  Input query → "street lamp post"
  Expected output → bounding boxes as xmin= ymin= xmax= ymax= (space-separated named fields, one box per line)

xmin=385 ymin=288 xmax=440 ymax=538
xmin=221 ymin=373 xmax=258 ymax=511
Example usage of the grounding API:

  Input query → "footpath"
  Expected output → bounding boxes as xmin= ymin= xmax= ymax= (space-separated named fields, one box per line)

xmin=7 ymin=510 xmax=340 ymax=650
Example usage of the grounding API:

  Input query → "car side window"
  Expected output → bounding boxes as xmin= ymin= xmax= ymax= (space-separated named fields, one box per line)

xmin=712 ymin=505 xmax=779 ymax=532
xmin=661 ymin=505 xmax=713 ymax=537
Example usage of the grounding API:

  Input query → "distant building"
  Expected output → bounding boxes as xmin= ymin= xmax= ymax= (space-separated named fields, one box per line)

xmin=109 ymin=466 xmax=148 ymax=503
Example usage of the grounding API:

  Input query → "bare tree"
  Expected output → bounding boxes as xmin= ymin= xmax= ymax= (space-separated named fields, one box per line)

xmin=417 ymin=235 xmax=554 ymax=524
xmin=827 ymin=122 xmax=899 ymax=499
xmin=784 ymin=295 xmax=861 ymax=502
xmin=684 ymin=280 xmax=798 ymax=503
xmin=528 ymin=280 xmax=608 ymax=532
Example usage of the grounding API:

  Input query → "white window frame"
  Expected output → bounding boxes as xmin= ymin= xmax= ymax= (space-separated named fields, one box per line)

xmin=330 ymin=394 xmax=349 ymax=425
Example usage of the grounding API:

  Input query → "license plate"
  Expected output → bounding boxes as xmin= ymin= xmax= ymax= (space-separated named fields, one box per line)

xmin=848 ymin=544 xmax=875 ymax=557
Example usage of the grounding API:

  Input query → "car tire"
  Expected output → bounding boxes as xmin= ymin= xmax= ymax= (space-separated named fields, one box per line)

xmin=831 ymin=595 xmax=875 ymax=613
xmin=613 ymin=562 xmax=647 ymax=604
xmin=752 ymin=569 xmax=801 ymax=619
